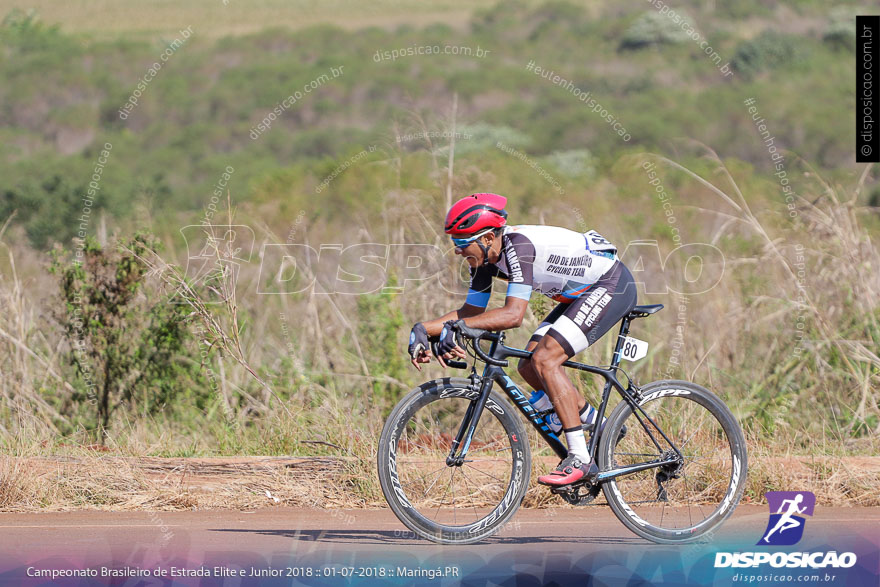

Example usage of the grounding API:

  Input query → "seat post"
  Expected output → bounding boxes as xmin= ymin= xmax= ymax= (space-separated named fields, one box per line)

xmin=610 ymin=317 xmax=632 ymax=368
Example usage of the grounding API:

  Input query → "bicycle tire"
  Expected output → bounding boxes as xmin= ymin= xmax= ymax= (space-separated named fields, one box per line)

xmin=599 ymin=380 xmax=747 ymax=544
xmin=377 ymin=377 xmax=530 ymax=545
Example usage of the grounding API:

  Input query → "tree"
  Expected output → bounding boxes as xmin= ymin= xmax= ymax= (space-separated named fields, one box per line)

xmin=50 ymin=233 xmax=202 ymax=438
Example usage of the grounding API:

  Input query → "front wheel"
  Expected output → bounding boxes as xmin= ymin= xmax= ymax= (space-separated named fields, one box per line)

xmin=377 ymin=377 xmax=531 ymax=544
xmin=599 ymin=380 xmax=747 ymax=543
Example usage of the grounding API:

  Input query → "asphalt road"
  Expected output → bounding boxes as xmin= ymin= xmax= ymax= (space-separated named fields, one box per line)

xmin=1 ymin=506 xmax=877 ymax=585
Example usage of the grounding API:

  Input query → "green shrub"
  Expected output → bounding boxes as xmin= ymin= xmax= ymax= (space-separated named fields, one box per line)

xmin=0 ymin=8 xmax=76 ymax=54
xmin=824 ymin=7 xmax=857 ymax=51
xmin=620 ymin=11 xmax=695 ymax=50
xmin=0 ymin=173 xmax=99 ymax=249
xmin=544 ymin=149 xmax=596 ymax=180
xmin=434 ymin=122 xmax=531 ymax=157
xmin=49 ymin=234 xmax=205 ymax=438
xmin=732 ymin=31 xmax=805 ymax=77
xmin=355 ymin=276 xmax=408 ymax=407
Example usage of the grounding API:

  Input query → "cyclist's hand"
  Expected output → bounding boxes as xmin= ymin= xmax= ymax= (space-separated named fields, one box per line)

xmin=408 ymin=323 xmax=430 ymax=370
xmin=411 ymin=348 xmax=432 ymax=371
xmin=436 ymin=321 xmax=459 ymax=355
xmin=436 ymin=321 xmax=466 ymax=368
xmin=437 ymin=347 xmax=466 ymax=368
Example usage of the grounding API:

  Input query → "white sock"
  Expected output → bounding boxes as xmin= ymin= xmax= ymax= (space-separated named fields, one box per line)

xmin=564 ymin=429 xmax=591 ymax=462
xmin=579 ymin=404 xmax=606 ymax=427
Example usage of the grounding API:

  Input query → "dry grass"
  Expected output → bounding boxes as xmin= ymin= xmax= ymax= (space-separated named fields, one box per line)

xmin=630 ymin=146 xmax=880 ymax=440
xmin=0 ymin=453 xmax=345 ymax=512
xmin=2 ymin=450 xmax=878 ymax=513
xmin=0 ymin=133 xmax=876 ymax=512
xmin=744 ymin=449 xmax=880 ymax=508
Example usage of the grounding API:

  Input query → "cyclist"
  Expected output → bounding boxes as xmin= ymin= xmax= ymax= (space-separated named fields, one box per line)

xmin=408 ymin=193 xmax=637 ymax=487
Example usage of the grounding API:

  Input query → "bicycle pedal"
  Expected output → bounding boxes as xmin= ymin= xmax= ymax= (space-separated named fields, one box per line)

xmin=549 ymin=478 xmax=592 ymax=494
xmin=550 ymin=483 xmax=582 ymax=495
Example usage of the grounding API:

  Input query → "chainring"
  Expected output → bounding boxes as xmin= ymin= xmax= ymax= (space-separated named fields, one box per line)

xmin=551 ymin=480 xmax=602 ymax=506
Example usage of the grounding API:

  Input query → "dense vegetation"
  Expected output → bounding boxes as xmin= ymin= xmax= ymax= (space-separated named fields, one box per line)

xmin=0 ymin=2 xmax=866 ymax=245
xmin=0 ymin=1 xmax=876 ymax=466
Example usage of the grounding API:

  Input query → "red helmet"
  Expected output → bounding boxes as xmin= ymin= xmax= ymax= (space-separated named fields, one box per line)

xmin=444 ymin=193 xmax=508 ymax=236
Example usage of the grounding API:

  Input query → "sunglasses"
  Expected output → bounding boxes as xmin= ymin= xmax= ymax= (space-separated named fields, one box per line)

xmin=451 ymin=228 xmax=494 ymax=249
xmin=451 ymin=234 xmax=482 ymax=248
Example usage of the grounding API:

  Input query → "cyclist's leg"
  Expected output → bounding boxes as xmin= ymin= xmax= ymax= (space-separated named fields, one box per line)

xmin=531 ymin=336 xmax=582 ymax=429
xmin=537 ymin=262 xmax=637 ymax=431
xmin=516 ymin=339 xmax=546 ymax=392
xmin=546 ymin=261 xmax=637 ymax=353
xmin=517 ymin=302 xmax=587 ymax=412
xmin=533 ymin=334 xmax=598 ymax=485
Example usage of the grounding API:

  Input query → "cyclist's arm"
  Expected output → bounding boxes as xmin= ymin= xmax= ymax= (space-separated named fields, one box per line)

xmin=457 ymin=295 xmax=529 ymax=330
xmin=411 ymin=304 xmax=483 ymax=370
xmin=424 ymin=283 xmax=531 ymax=335
xmin=421 ymin=233 xmax=534 ymax=336
xmin=453 ymin=232 xmax=534 ymax=331
xmin=421 ymin=303 xmax=485 ymax=336
xmin=420 ymin=262 xmax=496 ymax=336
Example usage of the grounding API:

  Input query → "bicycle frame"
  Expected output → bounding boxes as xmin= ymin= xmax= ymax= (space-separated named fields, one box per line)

xmin=445 ymin=316 xmax=681 ymax=483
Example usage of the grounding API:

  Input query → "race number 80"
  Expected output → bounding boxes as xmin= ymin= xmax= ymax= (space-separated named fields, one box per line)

xmin=620 ymin=336 xmax=649 ymax=362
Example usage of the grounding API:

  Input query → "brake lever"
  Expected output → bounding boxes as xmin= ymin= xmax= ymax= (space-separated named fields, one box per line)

xmin=430 ymin=340 xmax=468 ymax=370
xmin=453 ymin=323 xmax=507 ymax=367
xmin=455 ymin=322 xmax=488 ymax=340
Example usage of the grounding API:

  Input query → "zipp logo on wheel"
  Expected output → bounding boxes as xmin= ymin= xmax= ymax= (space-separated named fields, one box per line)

xmin=759 ymin=491 xmax=815 ymax=546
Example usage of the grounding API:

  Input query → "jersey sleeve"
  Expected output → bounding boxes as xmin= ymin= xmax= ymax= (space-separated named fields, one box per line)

xmin=465 ymin=265 xmax=495 ymax=308
xmin=502 ymin=232 xmax=535 ymax=301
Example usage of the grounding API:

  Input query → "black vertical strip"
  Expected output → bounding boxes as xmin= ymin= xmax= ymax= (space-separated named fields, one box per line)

xmin=857 ymin=15 xmax=880 ymax=163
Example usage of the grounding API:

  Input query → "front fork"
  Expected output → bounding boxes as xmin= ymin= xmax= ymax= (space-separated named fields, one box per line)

xmin=446 ymin=371 xmax=493 ymax=466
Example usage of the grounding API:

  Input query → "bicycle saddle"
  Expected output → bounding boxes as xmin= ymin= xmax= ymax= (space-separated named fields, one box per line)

xmin=626 ymin=304 xmax=664 ymax=319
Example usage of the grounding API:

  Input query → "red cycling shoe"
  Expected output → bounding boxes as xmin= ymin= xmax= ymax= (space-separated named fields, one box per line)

xmin=537 ymin=454 xmax=598 ymax=486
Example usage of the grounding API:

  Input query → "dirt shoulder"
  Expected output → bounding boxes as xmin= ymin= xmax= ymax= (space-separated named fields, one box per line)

xmin=1 ymin=454 xmax=878 ymax=512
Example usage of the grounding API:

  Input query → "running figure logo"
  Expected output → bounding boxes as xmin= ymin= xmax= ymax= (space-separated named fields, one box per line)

xmin=758 ymin=491 xmax=816 ymax=546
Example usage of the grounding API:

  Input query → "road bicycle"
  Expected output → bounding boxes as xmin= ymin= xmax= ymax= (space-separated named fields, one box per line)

xmin=377 ymin=304 xmax=747 ymax=544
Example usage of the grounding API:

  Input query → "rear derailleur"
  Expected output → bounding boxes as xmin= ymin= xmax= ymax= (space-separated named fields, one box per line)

xmin=655 ymin=449 xmax=684 ymax=501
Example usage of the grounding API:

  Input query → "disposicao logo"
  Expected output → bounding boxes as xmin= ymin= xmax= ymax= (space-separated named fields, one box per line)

xmin=759 ymin=491 xmax=815 ymax=546
xmin=714 ymin=490 xmax=857 ymax=570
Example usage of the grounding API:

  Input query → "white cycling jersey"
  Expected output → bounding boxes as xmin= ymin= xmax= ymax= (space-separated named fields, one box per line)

xmin=466 ymin=224 xmax=619 ymax=306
